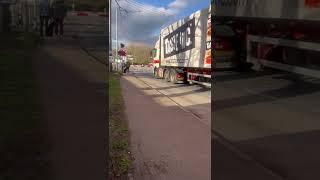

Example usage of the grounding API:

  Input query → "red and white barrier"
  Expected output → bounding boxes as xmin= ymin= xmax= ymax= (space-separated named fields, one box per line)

xmin=69 ymin=11 xmax=108 ymax=17
xmin=77 ymin=11 xmax=89 ymax=16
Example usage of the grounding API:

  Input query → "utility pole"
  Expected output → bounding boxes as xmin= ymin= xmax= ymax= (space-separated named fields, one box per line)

xmin=0 ymin=5 xmax=3 ymax=33
xmin=23 ymin=0 xmax=29 ymax=32
xmin=72 ymin=0 xmax=75 ymax=12
xmin=109 ymin=0 xmax=112 ymax=72
xmin=109 ymin=0 xmax=111 ymax=52
xmin=115 ymin=0 xmax=118 ymax=70
xmin=115 ymin=0 xmax=118 ymax=51
xmin=104 ymin=6 xmax=106 ymax=34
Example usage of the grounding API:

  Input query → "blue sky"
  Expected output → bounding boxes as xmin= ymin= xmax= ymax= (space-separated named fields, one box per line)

xmin=138 ymin=0 xmax=209 ymax=18
xmin=111 ymin=0 xmax=210 ymax=47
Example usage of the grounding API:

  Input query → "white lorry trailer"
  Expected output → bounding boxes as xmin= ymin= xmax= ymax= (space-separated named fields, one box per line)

xmin=151 ymin=6 xmax=212 ymax=87
xmin=214 ymin=0 xmax=320 ymax=78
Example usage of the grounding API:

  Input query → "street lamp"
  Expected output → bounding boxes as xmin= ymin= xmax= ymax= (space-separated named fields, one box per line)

xmin=72 ymin=0 xmax=75 ymax=12
xmin=109 ymin=0 xmax=111 ymax=51
xmin=115 ymin=0 xmax=118 ymax=70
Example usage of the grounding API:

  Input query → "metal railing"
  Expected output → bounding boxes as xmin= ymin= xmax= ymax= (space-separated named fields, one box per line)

xmin=112 ymin=61 xmax=124 ymax=72
xmin=9 ymin=0 xmax=40 ymax=32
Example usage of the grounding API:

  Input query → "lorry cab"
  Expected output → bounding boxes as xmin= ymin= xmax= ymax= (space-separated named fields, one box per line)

xmin=151 ymin=39 xmax=161 ymax=76
xmin=151 ymin=5 xmax=212 ymax=86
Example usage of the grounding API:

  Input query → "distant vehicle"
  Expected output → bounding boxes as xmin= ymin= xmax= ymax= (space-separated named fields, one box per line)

xmin=151 ymin=5 xmax=211 ymax=87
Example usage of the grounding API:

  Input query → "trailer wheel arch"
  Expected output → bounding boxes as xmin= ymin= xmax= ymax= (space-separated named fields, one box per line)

xmin=153 ymin=67 xmax=159 ymax=78
xmin=164 ymin=68 xmax=171 ymax=82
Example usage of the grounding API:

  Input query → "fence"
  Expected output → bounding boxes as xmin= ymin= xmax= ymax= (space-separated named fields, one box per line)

xmin=112 ymin=60 xmax=124 ymax=72
xmin=111 ymin=57 xmax=131 ymax=73
xmin=9 ymin=0 xmax=40 ymax=32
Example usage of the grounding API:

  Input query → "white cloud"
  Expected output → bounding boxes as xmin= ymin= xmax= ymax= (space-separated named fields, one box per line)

xmin=111 ymin=0 xmax=205 ymax=46
xmin=168 ymin=0 xmax=188 ymax=9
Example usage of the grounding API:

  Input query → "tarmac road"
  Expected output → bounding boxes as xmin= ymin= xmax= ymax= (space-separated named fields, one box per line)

xmin=129 ymin=65 xmax=211 ymax=126
xmin=64 ymin=12 xmax=107 ymax=37
xmin=33 ymin=11 xmax=108 ymax=180
xmin=128 ymin=65 xmax=285 ymax=179
xmin=121 ymin=66 xmax=211 ymax=179
xmin=214 ymin=68 xmax=320 ymax=179
xmin=64 ymin=11 xmax=108 ymax=67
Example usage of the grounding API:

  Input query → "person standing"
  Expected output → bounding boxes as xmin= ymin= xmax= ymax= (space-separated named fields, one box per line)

xmin=52 ymin=0 xmax=67 ymax=39
xmin=123 ymin=56 xmax=130 ymax=73
xmin=39 ymin=0 xmax=50 ymax=37
xmin=118 ymin=43 xmax=129 ymax=73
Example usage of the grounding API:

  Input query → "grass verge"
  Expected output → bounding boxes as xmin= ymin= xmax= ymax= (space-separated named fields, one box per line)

xmin=0 ymin=32 xmax=49 ymax=180
xmin=109 ymin=73 xmax=132 ymax=179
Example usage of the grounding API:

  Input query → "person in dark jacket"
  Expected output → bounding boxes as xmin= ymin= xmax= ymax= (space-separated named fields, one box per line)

xmin=52 ymin=0 xmax=67 ymax=38
xmin=39 ymin=0 xmax=50 ymax=37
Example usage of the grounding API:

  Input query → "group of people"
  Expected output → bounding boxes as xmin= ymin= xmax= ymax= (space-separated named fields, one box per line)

xmin=39 ymin=0 xmax=67 ymax=38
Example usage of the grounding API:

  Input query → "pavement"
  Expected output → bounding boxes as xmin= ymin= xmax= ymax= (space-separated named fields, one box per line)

xmin=121 ymin=73 xmax=211 ymax=180
xmin=130 ymin=65 xmax=211 ymax=125
xmin=214 ymin=68 xmax=320 ymax=179
xmin=212 ymin=140 xmax=282 ymax=180
xmin=32 ymin=13 xmax=108 ymax=180
xmin=127 ymin=66 xmax=289 ymax=180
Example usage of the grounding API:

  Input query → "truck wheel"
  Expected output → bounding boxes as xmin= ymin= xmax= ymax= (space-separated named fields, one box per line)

xmin=153 ymin=68 xmax=158 ymax=78
xmin=182 ymin=73 xmax=189 ymax=84
xmin=283 ymin=47 xmax=305 ymax=66
xmin=164 ymin=69 xmax=170 ymax=82
xmin=183 ymin=79 xmax=189 ymax=84
xmin=170 ymin=69 xmax=178 ymax=84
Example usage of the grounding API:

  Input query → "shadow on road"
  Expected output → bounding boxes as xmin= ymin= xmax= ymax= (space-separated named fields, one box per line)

xmin=132 ymin=75 xmax=211 ymax=98
xmin=212 ymin=139 xmax=280 ymax=180
xmin=121 ymin=76 xmax=211 ymax=180
xmin=213 ymin=70 xmax=320 ymax=179
xmin=235 ymin=130 xmax=320 ymax=179
xmin=214 ymin=69 xmax=286 ymax=83
xmin=214 ymin=73 xmax=320 ymax=111
xmin=33 ymin=38 xmax=108 ymax=180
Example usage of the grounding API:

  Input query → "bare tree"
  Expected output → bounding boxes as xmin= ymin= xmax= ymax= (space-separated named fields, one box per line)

xmin=126 ymin=44 xmax=153 ymax=64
